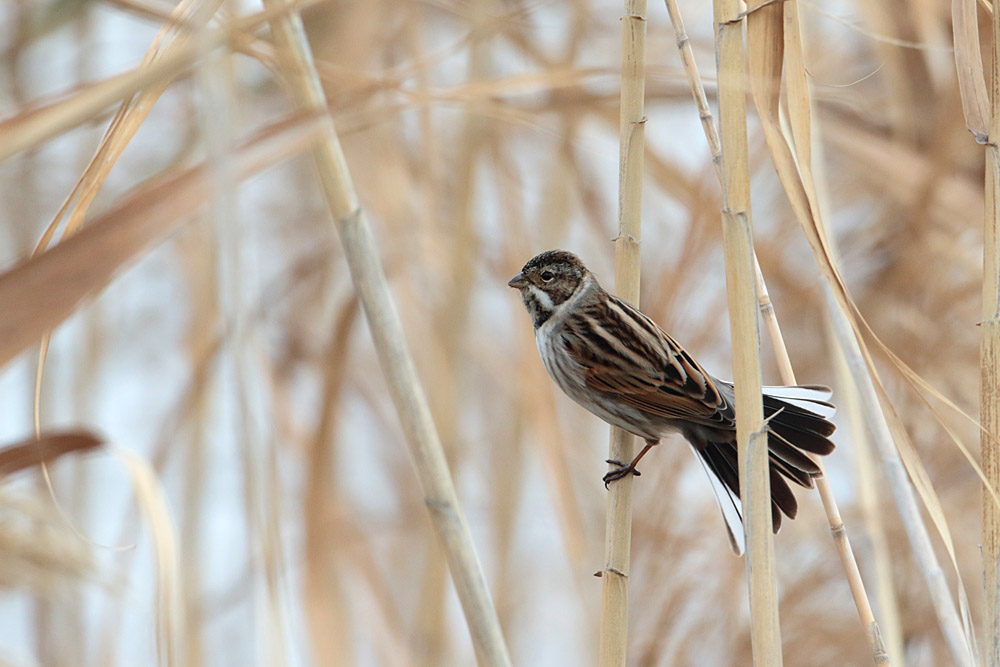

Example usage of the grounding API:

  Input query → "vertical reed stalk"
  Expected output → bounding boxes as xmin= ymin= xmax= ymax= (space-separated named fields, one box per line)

xmin=262 ymin=3 xmax=511 ymax=665
xmin=656 ymin=25 xmax=890 ymax=655
xmin=983 ymin=2 xmax=1000 ymax=663
xmin=712 ymin=0 xmax=782 ymax=662
xmin=831 ymin=320 xmax=902 ymax=665
xmin=599 ymin=2 xmax=646 ymax=665
xmin=827 ymin=289 xmax=975 ymax=667
xmin=757 ymin=271 xmax=887 ymax=665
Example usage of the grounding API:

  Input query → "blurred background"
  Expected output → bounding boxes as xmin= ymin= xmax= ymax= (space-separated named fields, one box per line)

xmin=0 ymin=0 xmax=987 ymax=665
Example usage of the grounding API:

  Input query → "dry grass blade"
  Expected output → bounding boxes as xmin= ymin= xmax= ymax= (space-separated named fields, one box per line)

xmin=0 ymin=57 xmax=196 ymax=164
xmin=746 ymin=4 xmax=887 ymax=663
xmin=600 ymin=2 xmax=646 ymax=666
xmin=262 ymin=3 xmax=511 ymax=665
xmin=36 ymin=0 xmax=224 ymax=252
xmin=746 ymin=1 xmax=976 ymax=664
xmin=0 ymin=112 xmax=326 ymax=371
xmin=114 ymin=446 xmax=182 ymax=667
xmin=0 ymin=432 xmax=102 ymax=476
xmin=0 ymin=0 xmax=319 ymax=164
xmin=951 ymin=0 xmax=990 ymax=142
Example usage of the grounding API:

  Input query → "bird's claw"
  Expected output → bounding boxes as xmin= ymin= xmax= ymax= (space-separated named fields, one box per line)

xmin=603 ymin=459 xmax=641 ymax=488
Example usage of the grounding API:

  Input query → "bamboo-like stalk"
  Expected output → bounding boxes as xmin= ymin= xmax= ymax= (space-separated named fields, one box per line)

xmin=661 ymin=0 xmax=721 ymax=182
xmin=826 ymin=290 xmax=975 ymax=667
xmin=984 ymin=1 xmax=1000 ymax=663
xmin=599 ymin=2 xmax=647 ymax=665
xmin=740 ymin=0 xmax=976 ymax=661
xmin=262 ymin=4 xmax=511 ymax=666
xmin=756 ymin=270 xmax=888 ymax=665
xmin=831 ymin=320 xmax=904 ymax=665
xmin=712 ymin=0 xmax=782 ymax=663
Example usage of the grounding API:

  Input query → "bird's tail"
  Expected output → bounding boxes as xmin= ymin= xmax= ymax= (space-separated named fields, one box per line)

xmin=694 ymin=385 xmax=836 ymax=555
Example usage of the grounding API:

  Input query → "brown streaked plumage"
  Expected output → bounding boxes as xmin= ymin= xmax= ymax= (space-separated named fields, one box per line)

xmin=508 ymin=249 xmax=836 ymax=554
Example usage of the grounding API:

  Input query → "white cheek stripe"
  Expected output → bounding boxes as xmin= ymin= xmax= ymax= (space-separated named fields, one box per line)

xmin=537 ymin=274 xmax=593 ymax=333
xmin=526 ymin=284 xmax=554 ymax=311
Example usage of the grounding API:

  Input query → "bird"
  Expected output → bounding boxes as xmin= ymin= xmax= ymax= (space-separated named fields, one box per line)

xmin=507 ymin=249 xmax=835 ymax=554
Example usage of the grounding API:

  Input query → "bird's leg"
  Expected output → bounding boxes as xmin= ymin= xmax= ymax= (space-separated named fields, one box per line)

xmin=603 ymin=439 xmax=659 ymax=488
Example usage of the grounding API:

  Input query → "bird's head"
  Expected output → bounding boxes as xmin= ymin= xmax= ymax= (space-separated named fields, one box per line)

xmin=508 ymin=250 xmax=590 ymax=328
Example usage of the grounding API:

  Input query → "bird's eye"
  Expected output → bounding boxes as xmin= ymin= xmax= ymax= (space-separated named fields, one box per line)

xmin=541 ymin=271 xmax=554 ymax=282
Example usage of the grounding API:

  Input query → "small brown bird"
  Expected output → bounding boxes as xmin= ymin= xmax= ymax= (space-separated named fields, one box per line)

xmin=508 ymin=250 xmax=835 ymax=554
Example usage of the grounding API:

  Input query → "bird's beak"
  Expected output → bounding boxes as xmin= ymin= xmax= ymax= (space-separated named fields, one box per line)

xmin=507 ymin=272 xmax=528 ymax=289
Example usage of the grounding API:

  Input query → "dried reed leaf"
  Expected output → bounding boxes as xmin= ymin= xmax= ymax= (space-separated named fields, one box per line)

xmin=0 ymin=498 xmax=96 ymax=594
xmin=0 ymin=432 xmax=101 ymax=476
xmin=951 ymin=0 xmax=990 ymax=142
xmin=0 ymin=112 xmax=325 ymax=371
xmin=770 ymin=7 xmax=888 ymax=662
xmin=748 ymin=2 xmax=977 ymax=664
xmin=0 ymin=0 xmax=321 ymax=165
xmin=114 ymin=446 xmax=181 ymax=667
xmin=782 ymin=1 xmax=811 ymax=167
xmin=37 ymin=0 xmax=224 ymax=253
xmin=0 ymin=59 xmax=193 ymax=164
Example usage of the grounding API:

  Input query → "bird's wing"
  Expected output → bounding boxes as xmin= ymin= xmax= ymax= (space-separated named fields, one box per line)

xmin=559 ymin=294 xmax=735 ymax=429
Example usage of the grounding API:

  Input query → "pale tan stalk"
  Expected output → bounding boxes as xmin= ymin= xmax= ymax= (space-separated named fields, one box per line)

xmin=713 ymin=0 xmax=781 ymax=663
xmin=657 ymin=22 xmax=888 ymax=653
xmin=952 ymin=0 xmax=990 ymax=142
xmin=831 ymin=323 xmax=903 ymax=665
xmin=827 ymin=292 xmax=975 ymax=667
xmin=736 ymin=7 xmax=886 ymax=656
xmin=661 ymin=0 xmax=721 ymax=183
xmin=407 ymin=3 xmax=451 ymax=657
xmin=599 ymin=2 xmax=646 ymax=665
xmin=744 ymin=0 xmax=976 ymax=663
xmin=756 ymin=269 xmax=888 ymax=665
xmin=262 ymin=3 xmax=511 ymax=665
xmin=984 ymin=0 xmax=1000 ymax=662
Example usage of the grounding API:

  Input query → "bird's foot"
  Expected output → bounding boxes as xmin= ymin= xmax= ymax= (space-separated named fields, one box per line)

xmin=603 ymin=459 xmax=641 ymax=489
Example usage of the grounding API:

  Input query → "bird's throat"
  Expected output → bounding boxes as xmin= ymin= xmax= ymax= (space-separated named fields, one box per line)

xmin=522 ymin=285 xmax=555 ymax=328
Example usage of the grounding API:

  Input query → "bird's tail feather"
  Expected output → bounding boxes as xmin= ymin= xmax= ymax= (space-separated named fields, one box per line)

xmin=694 ymin=385 xmax=836 ymax=555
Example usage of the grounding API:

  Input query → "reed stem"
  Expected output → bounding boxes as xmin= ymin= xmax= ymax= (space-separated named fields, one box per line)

xmin=263 ymin=4 xmax=512 ymax=665
xmin=983 ymin=0 xmax=1000 ymax=662
xmin=712 ymin=0 xmax=782 ymax=662
xmin=599 ymin=2 xmax=646 ymax=665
